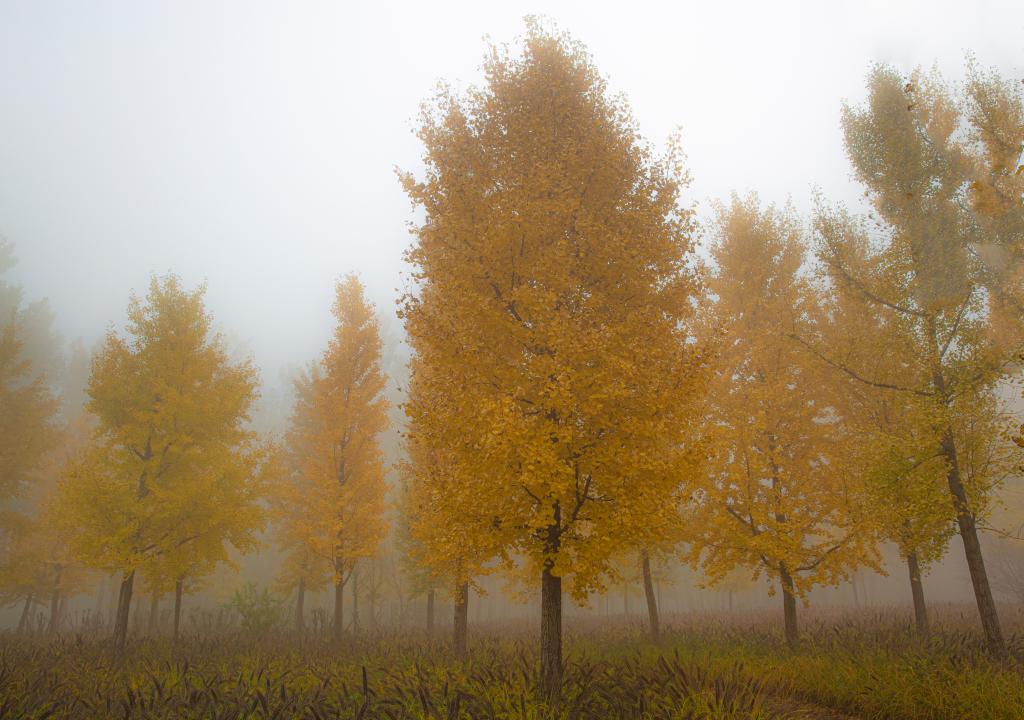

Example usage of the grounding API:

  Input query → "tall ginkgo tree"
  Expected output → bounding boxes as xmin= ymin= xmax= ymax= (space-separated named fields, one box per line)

xmin=54 ymin=275 xmax=265 ymax=652
xmin=810 ymin=64 xmax=1024 ymax=656
xmin=276 ymin=276 xmax=389 ymax=643
xmin=690 ymin=196 xmax=879 ymax=648
xmin=400 ymin=22 xmax=705 ymax=696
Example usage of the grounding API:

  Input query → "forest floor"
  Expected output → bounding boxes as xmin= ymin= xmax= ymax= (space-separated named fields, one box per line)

xmin=0 ymin=605 xmax=1021 ymax=719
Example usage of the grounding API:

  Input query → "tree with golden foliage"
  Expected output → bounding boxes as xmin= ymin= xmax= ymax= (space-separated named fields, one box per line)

xmin=276 ymin=276 xmax=389 ymax=643
xmin=53 ymin=275 xmax=264 ymax=652
xmin=690 ymin=196 xmax=879 ymax=648
xmin=809 ymin=64 xmax=1024 ymax=656
xmin=400 ymin=22 xmax=705 ymax=695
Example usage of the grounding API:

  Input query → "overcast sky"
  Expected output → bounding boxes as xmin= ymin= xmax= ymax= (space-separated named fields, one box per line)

xmin=1 ymin=0 xmax=1021 ymax=404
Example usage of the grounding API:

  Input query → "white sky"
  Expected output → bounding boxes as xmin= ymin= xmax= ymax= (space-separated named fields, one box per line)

xmin=1 ymin=0 xmax=1021 ymax=399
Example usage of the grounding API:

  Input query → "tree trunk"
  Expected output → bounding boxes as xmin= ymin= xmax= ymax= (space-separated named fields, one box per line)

xmin=333 ymin=578 xmax=344 ymax=643
xmin=907 ymin=551 xmax=929 ymax=636
xmin=851 ymin=574 xmax=860 ymax=608
xmin=352 ymin=568 xmax=359 ymax=636
xmin=939 ymin=426 xmax=1005 ymax=656
xmin=640 ymin=551 xmax=659 ymax=641
xmin=540 ymin=560 xmax=563 ymax=699
xmin=173 ymin=579 xmax=184 ymax=640
xmin=48 ymin=590 xmax=61 ymax=635
xmin=93 ymin=575 xmax=107 ymax=627
xmin=18 ymin=594 xmax=33 ymax=634
xmin=113 ymin=570 xmax=135 ymax=653
xmin=148 ymin=591 xmax=160 ymax=636
xmin=779 ymin=563 xmax=798 ymax=649
xmin=453 ymin=581 xmax=469 ymax=656
xmin=296 ymin=578 xmax=305 ymax=633
xmin=728 ymin=590 xmax=733 ymax=613
xmin=426 ymin=587 xmax=435 ymax=639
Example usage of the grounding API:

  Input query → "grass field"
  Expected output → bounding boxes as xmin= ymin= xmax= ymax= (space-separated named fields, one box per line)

xmin=1 ymin=606 xmax=1021 ymax=719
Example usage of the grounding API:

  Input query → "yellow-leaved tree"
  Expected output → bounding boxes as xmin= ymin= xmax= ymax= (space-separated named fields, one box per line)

xmin=275 ymin=275 xmax=389 ymax=643
xmin=689 ymin=196 xmax=879 ymax=648
xmin=400 ymin=22 xmax=704 ymax=695
xmin=54 ymin=275 xmax=264 ymax=652
xmin=809 ymin=64 xmax=1024 ymax=656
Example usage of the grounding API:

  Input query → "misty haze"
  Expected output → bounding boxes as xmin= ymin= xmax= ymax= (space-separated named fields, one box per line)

xmin=1 ymin=2 xmax=1023 ymax=719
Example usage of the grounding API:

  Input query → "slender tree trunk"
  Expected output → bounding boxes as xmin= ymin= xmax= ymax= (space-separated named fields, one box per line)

xmin=352 ymin=568 xmax=359 ymax=636
xmin=426 ymin=587 xmax=435 ymax=639
xmin=113 ymin=570 xmax=135 ymax=653
xmin=540 ymin=510 xmax=562 ymax=701
xmin=333 ymin=578 xmax=344 ymax=643
xmin=296 ymin=578 xmax=305 ymax=633
xmin=453 ymin=582 xmax=468 ymax=656
xmin=18 ymin=594 xmax=32 ymax=634
xmin=93 ymin=575 xmax=107 ymax=627
xmin=926 ymin=336 xmax=1005 ymax=657
xmin=47 ymin=592 xmax=60 ymax=635
xmin=939 ymin=426 xmax=1005 ymax=656
xmin=851 ymin=574 xmax=860 ymax=608
xmin=148 ymin=592 xmax=160 ymax=636
xmin=779 ymin=563 xmax=798 ymax=649
xmin=728 ymin=590 xmax=733 ymax=613
xmin=907 ymin=551 xmax=929 ymax=636
xmin=640 ymin=551 xmax=659 ymax=641
xmin=173 ymin=579 xmax=184 ymax=640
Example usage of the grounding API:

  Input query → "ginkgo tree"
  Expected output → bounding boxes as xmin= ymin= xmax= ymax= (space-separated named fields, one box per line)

xmin=400 ymin=21 xmax=705 ymax=695
xmin=275 ymin=275 xmax=389 ymax=643
xmin=810 ymin=63 xmax=1024 ymax=656
xmin=689 ymin=196 xmax=880 ymax=648
xmin=54 ymin=275 xmax=265 ymax=652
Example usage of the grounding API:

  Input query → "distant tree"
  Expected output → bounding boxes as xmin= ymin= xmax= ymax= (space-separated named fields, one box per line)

xmin=53 ymin=275 xmax=264 ymax=652
xmin=0 ymin=241 xmax=64 ymax=629
xmin=689 ymin=196 xmax=879 ymax=649
xmin=276 ymin=276 xmax=389 ymax=643
xmin=400 ymin=22 xmax=705 ymax=696
xmin=0 ymin=241 xmax=60 ymax=504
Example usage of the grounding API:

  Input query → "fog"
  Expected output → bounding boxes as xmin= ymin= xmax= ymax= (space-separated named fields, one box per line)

xmin=3 ymin=1 xmax=1020 ymax=390
xmin=2 ymin=0 xmax=1024 ymax=679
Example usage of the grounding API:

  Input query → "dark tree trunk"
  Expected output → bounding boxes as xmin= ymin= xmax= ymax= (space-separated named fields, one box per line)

xmin=426 ymin=587 xmax=435 ymax=639
xmin=851 ymin=575 xmax=860 ymax=608
xmin=779 ymin=563 xmax=798 ymax=649
xmin=18 ymin=594 xmax=32 ymax=634
xmin=333 ymin=578 xmax=344 ymax=643
xmin=907 ymin=551 xmax=929 ymax=636
xmin=453 ymin=581 xmax=468 ymax=656
xmin=113 ymin=570 xmax=135 ymax=653
xmin=640 ymin=551 xmax=659 ymax=641
xmin=939 ymin=426 xmax=1005 ymax=656
xmin=148 ymin=591 xmax=160 ymax=636
xmin=540 ymin=507 xmax=563 ymax=701
xmin=173 ymin=579 xmax=184 ymax=640
xmin=296 ymin=578 xmax=305 ymax=633
xmin=540 ymin=561 xmax=562 ymax=699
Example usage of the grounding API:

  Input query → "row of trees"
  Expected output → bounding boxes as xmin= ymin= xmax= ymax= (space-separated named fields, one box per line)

xmin=1 ymin=20 xmax=1021 ymax=700
xmin=398 ymin=23 xmax=1023 ymax=698
xmin=0 ymin=267 xmax=395 ymax=651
